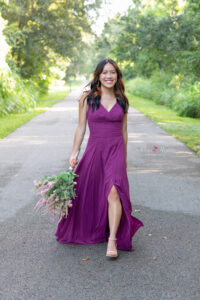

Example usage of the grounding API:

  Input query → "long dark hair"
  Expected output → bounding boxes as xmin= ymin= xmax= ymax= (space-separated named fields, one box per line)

xmin=83 ymin=58 xmax=129 ymax=114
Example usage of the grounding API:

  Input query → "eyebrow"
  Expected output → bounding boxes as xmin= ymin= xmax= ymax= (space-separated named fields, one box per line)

xmin=103 ymin=69 xmax=116 ymax=72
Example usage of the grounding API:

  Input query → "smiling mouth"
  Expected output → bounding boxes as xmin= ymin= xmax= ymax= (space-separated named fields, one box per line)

xmin=105 ymin=80 xmax=114 ymax=83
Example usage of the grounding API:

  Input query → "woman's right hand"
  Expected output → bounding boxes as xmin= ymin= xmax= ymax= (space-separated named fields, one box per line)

xmin=69 ymin=155 xmax=79 ymax=169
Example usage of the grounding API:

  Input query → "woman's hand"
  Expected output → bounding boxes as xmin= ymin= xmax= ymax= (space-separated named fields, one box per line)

xmin=69 ymin=156 xmax=79 ymax=169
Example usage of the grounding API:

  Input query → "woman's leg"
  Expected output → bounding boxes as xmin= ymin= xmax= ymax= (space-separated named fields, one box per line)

xmin=107 ymin=185 xmax=122 ymax=251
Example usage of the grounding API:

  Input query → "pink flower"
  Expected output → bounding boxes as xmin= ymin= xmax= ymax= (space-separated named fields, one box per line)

xmin=67 ymin=200 xmax=73 ymax=207
xmin=34 ymin=198 xmax=46 ymax=211
xmin=55 ymin=196 xmax=60 ymax=202
xmin=48 ymin=197 xmax=57 ymax=206
xmin=48 ymin=181 xmax=55 ymax=188
xmin=41 ymin=189 xmax=47 ymax=195
xmin=47 ymin=193 xmax=55 ymax=201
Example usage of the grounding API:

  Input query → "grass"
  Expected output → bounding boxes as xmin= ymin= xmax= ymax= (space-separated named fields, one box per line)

xmin=0 ymin=86 xmax=70 ymax=139
xmin=127 ymin=93 xmax=200 ymax=157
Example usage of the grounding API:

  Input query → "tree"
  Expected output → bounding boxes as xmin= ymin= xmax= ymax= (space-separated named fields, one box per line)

xmin=0 ymin=0 xmax=101 ymax=91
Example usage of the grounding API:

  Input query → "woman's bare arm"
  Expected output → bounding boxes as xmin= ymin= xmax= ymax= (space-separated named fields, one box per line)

xmin=122 ymin=108 xmax=128 ymax=168
xmin=69 ymin=92 xmax=89 ymax=162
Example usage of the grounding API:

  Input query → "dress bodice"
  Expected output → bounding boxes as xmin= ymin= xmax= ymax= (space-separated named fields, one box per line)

xmin=87 ymin=101 xmax=124 ymax=138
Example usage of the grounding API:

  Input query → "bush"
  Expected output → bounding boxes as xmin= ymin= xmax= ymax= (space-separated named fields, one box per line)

xmin=126 ymin=73 xmax=200 ymax=118
xmin=126 ymin=77 xmax=163 ymax=104
xmin=160 ymin=89 xmax=176 ymax=108
xmin=149 ymin=70 xmax=174 ymax=105
xmin=173 ymin=90 xmax=200 ymax=118
xmin=0 ymin=69 xmax=39 ymax=116
xmin=126 ymin=77 xmax=152 ymax=98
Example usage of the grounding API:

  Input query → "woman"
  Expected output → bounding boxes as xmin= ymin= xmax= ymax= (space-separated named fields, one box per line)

xmin=55 ymin=58 xmax=144 ymax=259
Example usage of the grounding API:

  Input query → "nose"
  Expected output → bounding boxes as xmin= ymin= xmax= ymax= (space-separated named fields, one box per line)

xmin=105 ymin=74 xmax=113 ymax=79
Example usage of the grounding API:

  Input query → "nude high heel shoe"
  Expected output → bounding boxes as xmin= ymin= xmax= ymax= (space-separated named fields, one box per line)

xmin=106 ymin=237 xmax=118 ymax=259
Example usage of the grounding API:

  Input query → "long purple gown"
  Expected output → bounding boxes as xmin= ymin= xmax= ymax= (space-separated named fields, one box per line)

xmin=54 ymin=100 xmax=144 ymax=251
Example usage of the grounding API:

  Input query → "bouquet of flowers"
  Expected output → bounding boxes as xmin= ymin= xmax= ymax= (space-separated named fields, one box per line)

xmin=33 ymin=147 xmax=81 ymax=223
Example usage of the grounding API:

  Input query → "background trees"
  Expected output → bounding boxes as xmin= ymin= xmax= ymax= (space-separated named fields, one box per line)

xmin=0 ymin=0 xmax=101 ymax=115
xmin=0 ymin=0 xmax=101 ymax=91
xmin=94 ymin=0 xmax=200 ymax=117
xmin=1 ymin=0 xmax=200 ymax=118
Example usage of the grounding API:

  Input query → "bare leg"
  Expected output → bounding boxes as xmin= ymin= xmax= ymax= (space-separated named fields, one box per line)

xmin=107 ymin=185 xmax=122 ymax=252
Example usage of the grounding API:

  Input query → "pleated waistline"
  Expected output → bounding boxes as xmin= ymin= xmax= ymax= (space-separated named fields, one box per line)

xmin=88 ymin=122 xmax=123 ymax=139
xmin=89 ymin=133 xmax=123 ymax=139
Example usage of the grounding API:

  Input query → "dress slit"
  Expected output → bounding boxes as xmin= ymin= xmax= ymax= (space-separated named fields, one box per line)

xmin=105 ymin=178 xmax=125 ymax=247
xmin=106 ymin=178 xmax=123 ymax=212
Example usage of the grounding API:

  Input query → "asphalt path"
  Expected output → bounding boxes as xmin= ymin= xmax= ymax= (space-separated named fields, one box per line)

xmin=1 ymin=87 xmax=200 ymax=300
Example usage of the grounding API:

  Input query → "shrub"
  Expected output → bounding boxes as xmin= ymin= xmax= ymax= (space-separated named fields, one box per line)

xmin=0 ymin=69 xmax=39 ymax=116
xmin=126 ymin=77 xmax=152 ymax=99
xmin=126 ymin=77 xmax=163 ymax=104
xmin=160 ymin=89 xmax=176 ymax=108
xmin=126 ymin=73 xmax=200 ymax=118
xmin=173 ymin=90 xmax=200 ymax=118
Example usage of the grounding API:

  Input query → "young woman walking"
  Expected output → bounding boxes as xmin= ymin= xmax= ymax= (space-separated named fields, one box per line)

xmin=55 ymin=58 xmax=144 ymax=259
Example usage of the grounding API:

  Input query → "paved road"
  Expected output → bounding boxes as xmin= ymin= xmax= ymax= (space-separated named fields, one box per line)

xmin=1 ymin=87 xmax=200 ymax=300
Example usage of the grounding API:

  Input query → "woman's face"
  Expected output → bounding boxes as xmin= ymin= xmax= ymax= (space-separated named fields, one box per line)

xmin=99 ymin=63 xmax=117 ymax=89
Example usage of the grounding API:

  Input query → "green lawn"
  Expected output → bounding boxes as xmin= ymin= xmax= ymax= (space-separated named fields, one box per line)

xmin=128 ymin=93 xmax=200 ymax=157
xmin=0 ymin=87 xmax=70 ymax=139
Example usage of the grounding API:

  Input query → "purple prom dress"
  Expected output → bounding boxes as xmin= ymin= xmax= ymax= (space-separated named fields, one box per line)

xmin=55 ymin=99 xmax=144 ymax=251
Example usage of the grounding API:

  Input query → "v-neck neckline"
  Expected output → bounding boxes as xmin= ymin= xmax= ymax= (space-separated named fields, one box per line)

xmin=100 ymin=101 xmax=118 ymax=113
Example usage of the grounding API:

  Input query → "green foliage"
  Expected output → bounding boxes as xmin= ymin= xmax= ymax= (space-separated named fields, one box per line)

xmin=0 ymin=0 xmax=101 ymax=89
xmin=126 ymin=75 xmax=166 ymax=105
xmin=126 ymin=77 xmax=152 ymax=99
xmin=93 ymin=0 xmax=200 ymax=119
xmin=94 ymin=15 xmax=122 ymax=61
xmin=159 ymin=89 xmax=176 ymax=108
xmin=0 ymin=87 xmax=69 ymax=139
xmin=0 ymin=69 xmax=38 ymax=116
xmin=39 ymin=170 xmax=79 ymax=203
xmin=33 ymin=167 xmax=80 ymax=221
xmin=173 ymin=86 xmax=200 ymax=118
xmin=126 ymin=73 xmax=200 ymax=118
xmin=0 ymin=0 xmax=101 ymax=116
xmin=114 ymin=8 xmax=200 ymax=79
